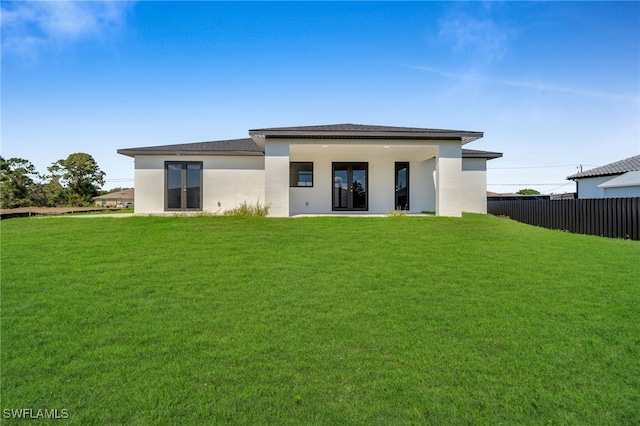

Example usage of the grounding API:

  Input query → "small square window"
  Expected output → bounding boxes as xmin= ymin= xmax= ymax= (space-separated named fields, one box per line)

xmin=290 ymin=162 xmax=313 ymax=187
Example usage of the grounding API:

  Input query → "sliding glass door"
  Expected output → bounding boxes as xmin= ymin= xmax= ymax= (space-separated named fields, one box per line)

xmin=332 ymin=162 xmax=368 ymax=211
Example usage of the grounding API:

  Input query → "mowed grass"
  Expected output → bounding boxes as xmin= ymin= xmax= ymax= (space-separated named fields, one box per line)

xmin=1 ymin=214 xmax=639 ymax=425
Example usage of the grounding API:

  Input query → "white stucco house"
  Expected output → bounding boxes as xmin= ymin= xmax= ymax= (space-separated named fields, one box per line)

xmin=117 ymin=124 xmax=502 ymax=217
xmin=567 ymin=155 xmax=640 ymax=199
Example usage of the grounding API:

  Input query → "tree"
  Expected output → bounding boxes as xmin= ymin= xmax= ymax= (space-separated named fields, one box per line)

xmin=0 ymin=157 xmax=40 ymax=208
xmin=517 ymin=188 xmax=541 ymax=195
xmin=48 ymin=153 xmax=106 ymax=206
xmin=31 ymin=180 xmax=64 ymax=207
xmin=102 ymin=187 xmax=132 ymax=194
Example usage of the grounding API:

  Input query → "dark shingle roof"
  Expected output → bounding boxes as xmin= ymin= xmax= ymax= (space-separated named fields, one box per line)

xmin=251 ymin=123 xmax=476 ymax=133
xmin=249 ymin=123 xmax=483 ymax=143
xmin=118 ymin=125 xmax=497 ymax=157
xmin=567 ymin=155 xmax=640 ymax=180
xmin=117 ymin=138 xmax=263 ymax=157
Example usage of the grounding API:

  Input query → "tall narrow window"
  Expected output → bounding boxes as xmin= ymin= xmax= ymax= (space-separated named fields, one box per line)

xmin=395 ymin=162 xmax=409 ymax=210
xmin=165 ymin=161 xmax=202 ymax=211
xmin=167 ymin=162 xmax=183 ymax=209
xmin=186 ymin=163 xmax=201 ymax=209
xmin=290 ymin=162 xmax=313 ymax=187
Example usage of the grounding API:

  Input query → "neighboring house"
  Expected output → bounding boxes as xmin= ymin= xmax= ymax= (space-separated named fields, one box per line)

xmin=93 ymin=188 xmax=135 ymax=207
xmin=117 ymin=124 xmax=502 ymax=217
xmin=487 ymin=193 xmax=551 ymax=201
xmin=567 ymin=155 xmax=640 ymax=199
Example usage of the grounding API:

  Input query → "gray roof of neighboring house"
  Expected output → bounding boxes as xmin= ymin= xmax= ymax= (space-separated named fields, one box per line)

xmin=93 ymin=188 xmax=134 ymax=200
xmin=567 ymin=155 xmax=640 ymax=180
xmin=117 ymin=138 xmax=264 ymax=157
xmin=249 ymin=123 xmax=484 ymax=144
xmin=597 ymin=171 xmax=640 ymax=188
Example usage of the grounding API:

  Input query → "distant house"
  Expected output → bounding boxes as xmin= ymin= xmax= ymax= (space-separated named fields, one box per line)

xmin=567 ymin=155 xmax=640 ymax=199
xmin=93 ymin=188 xmax=134 ymax=207
xmin=487 ymin=192 xmax=550 ymax=201
xmin=117 ymin=123 xmax=503 ymax=217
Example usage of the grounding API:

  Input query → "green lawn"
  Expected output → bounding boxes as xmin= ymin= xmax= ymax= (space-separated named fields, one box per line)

xmin=1 ymin=214 xmax=638 ymax=424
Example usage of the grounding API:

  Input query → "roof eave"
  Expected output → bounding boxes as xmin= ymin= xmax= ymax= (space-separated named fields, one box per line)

xmin=568 ymin=172 xmax=614 ymax=180
xmin=117 ymin=149 xmax=264 ymax=157
xmin=249 ymin=130 xmax=483 ymax=144
xmin=463 ymin=151 xmax=503 ymax=160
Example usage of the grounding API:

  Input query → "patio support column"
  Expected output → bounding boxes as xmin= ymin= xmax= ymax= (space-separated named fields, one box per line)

xmin=436 ymin=143 xmax=463 ymax=217
xmin=264 ymin=141 xmax=290 ymax=217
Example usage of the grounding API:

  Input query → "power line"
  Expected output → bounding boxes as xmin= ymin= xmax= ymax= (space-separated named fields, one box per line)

xmin=488 ymin=164 xmax=598 ymax=170
xmin=543 ymin=182 xmax=573 ymax=193
xmin=487 ymin=183 xmax=571 ymax=186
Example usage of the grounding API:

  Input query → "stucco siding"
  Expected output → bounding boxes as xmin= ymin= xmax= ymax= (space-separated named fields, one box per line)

xmin=436 ymin=143 xmax=463 ymax=217
xmin=287 ymin=141 xmax=440 ymax=215
xmin=577 ymin=175 xmax=640 ymax=199
xmin=133 ymin=155 xmax=264 ymax=214
xmin=132 ymin=139 xmax=487 ymax=217
xmin=203 ymin=157 xmax=265 ymax=213
xmin=462 ymin=158 xmax=488 ymax=213
xmin=414 ymin=158 xmax=437 ymax=213
xmin=577 ymin=176 xmax=613 ymax=199
xmin=603 ymin=186 xmax=640 ymax=198
xmin=134 ymin=156 xmax=165 ymax=214
xmin=264 ymin=142 xmax=290 ymax=217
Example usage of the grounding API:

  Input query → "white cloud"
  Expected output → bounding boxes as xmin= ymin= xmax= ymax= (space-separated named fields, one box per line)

xmin=411 ymin=65 xmax=640 ymax=104
xmin=1 ymin=1 xmax=132 ymax=56
xmin=437 ymin=15 xmax=511 ymax=63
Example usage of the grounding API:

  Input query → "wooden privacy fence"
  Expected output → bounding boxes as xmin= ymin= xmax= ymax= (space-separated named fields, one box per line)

xmin=487 ymin=198 xmax=640 ymax=240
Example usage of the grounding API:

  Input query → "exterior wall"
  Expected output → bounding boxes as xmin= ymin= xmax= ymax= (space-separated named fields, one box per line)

xmin=603 ymin=186 xmax=640 ymax=198
xmin=436 ymin=143 xmax=462 ymax=217
xmin=288 ymin=150 xmax=437 ymax=215
xmin=577 ymin=176 xmax=616 ymax=199
xmin=577 ymin=175 xmax=640 ymax=199
xmin=132 ymin=141 xmax=487 ymax=217
xmin=461 ymin=158 xmax=488 ymax=213
xmin=281 ymin=139 xmax=445 ymax=215
xmin=133 ymin=155 xmax=264 ymax=214
xmin=134 ymin=156 xmax=164 ymax=213
xmin=416 ymin=158 xmax=437 ymax=213
xmin=264 ymin=142 xmax=290 ymax=217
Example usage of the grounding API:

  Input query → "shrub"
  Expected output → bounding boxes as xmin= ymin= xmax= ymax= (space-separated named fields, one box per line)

xmin=387 ymin=209 xmax=407 ymax=217
xmin=223 ymin=201 xmax=270 ymax=217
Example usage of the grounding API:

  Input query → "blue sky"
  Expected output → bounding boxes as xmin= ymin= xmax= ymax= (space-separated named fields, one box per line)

xmin=2 ymin=1 xmax=639 ymax=194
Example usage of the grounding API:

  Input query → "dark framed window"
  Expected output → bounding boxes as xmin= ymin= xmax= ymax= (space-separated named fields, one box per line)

xmin=290 ymin=162 xmax=313 ymax=187
xmin=395 ymin=162 xmax=410 ymax=210
xmin=165 ymin=161 xmax=203 ymax=211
